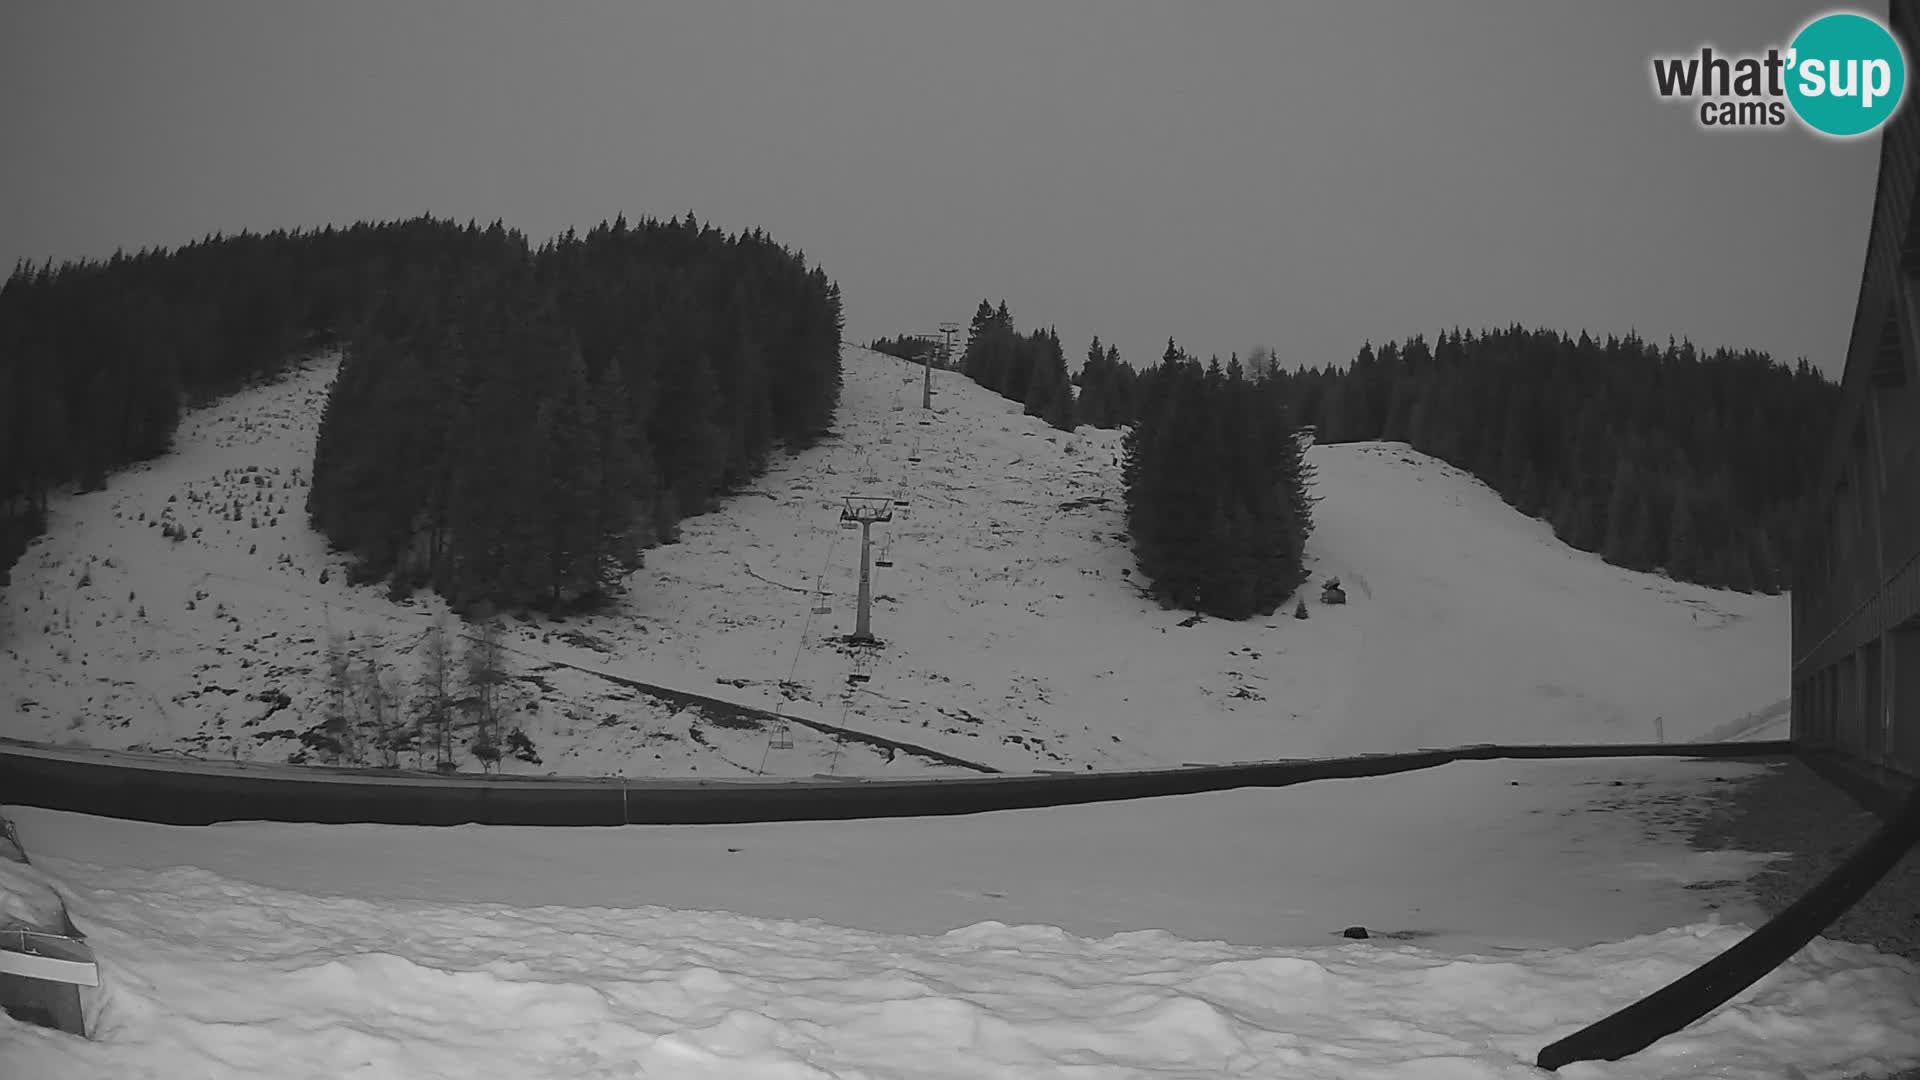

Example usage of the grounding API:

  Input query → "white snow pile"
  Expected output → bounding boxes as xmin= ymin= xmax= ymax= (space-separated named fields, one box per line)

xmin=2 ymin=858 xmax=1917 ymax=1080
xmin=0 ymin=346 xmax=1789 ymax=777
xmin=0 ymin=858 xmax=66 ymax=932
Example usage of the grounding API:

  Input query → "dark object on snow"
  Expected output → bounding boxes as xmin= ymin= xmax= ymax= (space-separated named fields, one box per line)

xmin=506 ymin=729 xmax=542 ymax=766
xmin=1178 ymin=613 xmax=1202 ymax=628
xmin=1342 ymin=926 xmax=1370 ymax=940
xmin=1320 ymin=578 xmax=1347 ymax=605
xmin=1294 ymin=599 xmax=1309 ymax=619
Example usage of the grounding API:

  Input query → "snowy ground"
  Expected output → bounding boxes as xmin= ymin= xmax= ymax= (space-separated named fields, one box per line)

xmin=2 ymin=758 xmax=1784 ymax=954
xmin=7 ymin=756 xmax=1919 ymax=1079
xmin=0 ymin=347 xmax=1789 ymax=777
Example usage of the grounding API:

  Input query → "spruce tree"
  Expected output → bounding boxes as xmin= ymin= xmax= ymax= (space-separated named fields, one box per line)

xmin=591 ymin=359 xmax=653 ymax=586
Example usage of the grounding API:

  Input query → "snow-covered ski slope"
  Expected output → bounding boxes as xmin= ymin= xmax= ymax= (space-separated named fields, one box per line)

xmin=0 ymin=346 xmax=1787 ymax=776
xmin=1306 ymin=444 xmax=1787 ymax=756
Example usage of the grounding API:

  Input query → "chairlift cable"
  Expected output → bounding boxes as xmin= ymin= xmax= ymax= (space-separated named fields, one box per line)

xmin=762 ymin=506 xmax=850 ymax=765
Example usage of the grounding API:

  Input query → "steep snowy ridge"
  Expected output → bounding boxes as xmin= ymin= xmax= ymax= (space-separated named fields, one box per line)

xmin=0 ymin=346 xmax=1787 ymax=777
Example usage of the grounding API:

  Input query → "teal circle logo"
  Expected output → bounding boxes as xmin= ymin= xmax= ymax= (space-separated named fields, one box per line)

xmin=1787 ymin=12 xmax=1907 ymax=137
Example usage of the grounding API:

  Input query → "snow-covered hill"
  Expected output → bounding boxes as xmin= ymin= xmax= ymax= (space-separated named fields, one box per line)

xmin=0 ymin=346 xmax=1788 ymax=776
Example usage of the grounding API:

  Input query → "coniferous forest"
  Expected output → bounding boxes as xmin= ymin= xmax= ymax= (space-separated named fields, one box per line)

xmin=966 ymin=308 xmax=1834 ymax=604
xmin=1071 ymin=334 xmax=1141 ymax=430
xmin=0 ymin=215 xmax=845 ymax=610
xmin=1267 ymin=328 xmax=1840 ymax=593
xmin=0 ymin=219 xmax=474 ymax=581
xmin=958 ymin=300 xmax=1077 ymax=432
xmin=956 ymin=300 xmax=1315 ymax=620
xmin=866 ymin=334 xmax=957 ymax=369
xmin=1120 ymin=342 xmax=1315 ymax=619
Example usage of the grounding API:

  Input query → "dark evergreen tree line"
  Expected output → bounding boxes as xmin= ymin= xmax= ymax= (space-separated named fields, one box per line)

xmin=867 ymin=333 xmax=956 ymax=369
xmin=1123 ymin=341 xmax=1315 ymax=619
xmin=957 ymin=300 xmax=1075 ymax=431
xmin=0 ymin=217 xmax=517 ymax=581
xmin=306 ymin=213 xmax=844 ymax=611
xmin=1071 ymin=334 xmax=1140 ymax=429
xmin=1271 ymin=327 xmax=1840 ymax=592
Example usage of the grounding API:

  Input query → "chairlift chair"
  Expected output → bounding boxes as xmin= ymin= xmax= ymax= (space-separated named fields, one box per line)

xmin=769 ymin=723 xmax=794 ymax=750
xmin=847 ymin=647 xmax=875 ymax=684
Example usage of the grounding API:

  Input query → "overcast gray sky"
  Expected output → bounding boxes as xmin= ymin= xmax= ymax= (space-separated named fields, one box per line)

xmin=0 ymin=1 xmax=1883 ymax=375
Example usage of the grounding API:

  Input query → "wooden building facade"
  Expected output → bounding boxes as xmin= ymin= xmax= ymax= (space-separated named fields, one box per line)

xmin=1791 ymin=0 xmax=1920 ymax=784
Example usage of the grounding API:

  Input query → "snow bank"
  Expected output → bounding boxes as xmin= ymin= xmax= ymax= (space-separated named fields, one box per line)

xmin=2 ymin=860 xmax=1915 ymax=1079
xmin=0 ymin=859 xmax=66 ymax=933
xmin=4 ymin=758 xmax=1791 ymax=955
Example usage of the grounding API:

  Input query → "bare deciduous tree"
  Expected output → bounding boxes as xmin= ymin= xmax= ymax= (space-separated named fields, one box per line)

xmin=321 ymin=629 xmax=358 ymax=764
xmin=362 ymin=632 xmax=401 ymax=768
xmin=464 ymin=617 xmax=509 ymax=774
xmin=416 ymin=618 xmax=455 ymax=772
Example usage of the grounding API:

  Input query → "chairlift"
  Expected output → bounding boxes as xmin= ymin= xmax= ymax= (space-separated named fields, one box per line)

xmin=848 ymin=672 xmax=871 ymax=684
xmin=812 ymin=603 xmax=832 ymax=614
xmin=840 ymin=517 xmax=859 ymax=530
xmin=770 ymin=723 xmax=794 ymax=750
